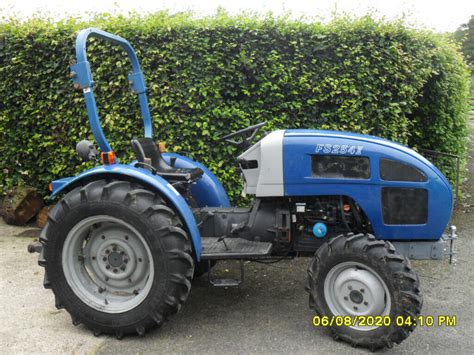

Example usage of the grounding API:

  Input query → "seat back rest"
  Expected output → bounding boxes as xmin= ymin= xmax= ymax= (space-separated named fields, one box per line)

xmin=131 ymin=139 xmax=153 ymax=166
xmin=132 ymin=137 xmax=173 ymax=172
xmin=131 ymin=139 xmax=146 ymax=162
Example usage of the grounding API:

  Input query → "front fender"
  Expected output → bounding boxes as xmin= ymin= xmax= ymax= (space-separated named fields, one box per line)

xmin=50 ymin=164 xmax=203 ymax=259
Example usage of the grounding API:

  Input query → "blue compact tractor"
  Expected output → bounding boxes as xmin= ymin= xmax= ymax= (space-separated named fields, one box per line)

xmin=31 ymin=29 xmax=457 ymax=350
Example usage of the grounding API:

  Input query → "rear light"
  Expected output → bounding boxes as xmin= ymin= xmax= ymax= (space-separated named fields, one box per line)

xmin=158 ymin=142 xmax=166 ymax=153
xmin=101 ymin=151 xmax=116 ymax=165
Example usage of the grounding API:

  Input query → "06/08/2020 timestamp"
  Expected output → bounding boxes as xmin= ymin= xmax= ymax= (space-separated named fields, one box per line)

xmin=312 ymin=315 xmax=457 ymax=328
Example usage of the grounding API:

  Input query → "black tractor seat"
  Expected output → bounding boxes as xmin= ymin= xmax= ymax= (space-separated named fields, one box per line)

xmin=131 ymin=137 xmax=203 ymax=183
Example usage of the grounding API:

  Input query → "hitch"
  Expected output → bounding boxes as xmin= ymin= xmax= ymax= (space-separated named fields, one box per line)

xmin=27 ymin=241 xmax=42 ymax=254
xmin=441 ymin=225 xmax=457 ymax=264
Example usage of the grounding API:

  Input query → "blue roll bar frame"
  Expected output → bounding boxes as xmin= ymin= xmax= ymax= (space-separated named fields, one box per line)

xmin=70 ymin=28 xmax=153 ymax=152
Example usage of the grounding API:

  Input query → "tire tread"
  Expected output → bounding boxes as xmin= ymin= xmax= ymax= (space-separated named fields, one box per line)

xmin=306 ymin=233 xmax=422 ymax=350
xmin=39 ymin=178 xmax=194 ymax=339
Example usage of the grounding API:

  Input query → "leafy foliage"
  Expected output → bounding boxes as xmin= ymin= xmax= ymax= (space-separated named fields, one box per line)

xmin=0 ymin=13 xmax=470 ymax=202
xmin=454 ymin=15 xmax=474 ymax=67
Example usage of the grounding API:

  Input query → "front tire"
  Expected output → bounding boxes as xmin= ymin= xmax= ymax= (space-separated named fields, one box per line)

xmin=39 ymin=179 xmax=194 ymax=338
xmin=306 ymin=233 xmax=422 ymax=350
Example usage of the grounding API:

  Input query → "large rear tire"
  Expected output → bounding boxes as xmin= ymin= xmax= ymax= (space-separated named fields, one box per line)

xmin=39 ymin=179 xmax=194 ymax=338
xmin=306 ymin=233 xmax=422 ymax=350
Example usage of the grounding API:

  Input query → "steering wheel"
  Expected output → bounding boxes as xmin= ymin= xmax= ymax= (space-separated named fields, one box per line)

xmin=220 ymin=121 xmax=267 ymax=150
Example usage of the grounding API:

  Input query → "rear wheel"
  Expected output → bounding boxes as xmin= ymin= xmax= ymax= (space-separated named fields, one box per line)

xmin=39 ymin=179 xmax=194 ymax=338
xmin=306 ymin=233 xmax=422 ymax=350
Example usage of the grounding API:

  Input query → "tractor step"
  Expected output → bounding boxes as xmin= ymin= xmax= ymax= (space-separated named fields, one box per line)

xmin=208 ymin=259 xmax=245 ymax=287
xmin=200 ymin=237 xmax=272 ymax=260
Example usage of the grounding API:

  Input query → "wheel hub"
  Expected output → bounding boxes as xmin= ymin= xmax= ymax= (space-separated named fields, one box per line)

xmin=62 ymin=216 xmax=154 ymax=314
xmin=108 ymin=251 xmax=124 ymax=268
xmin=349 ymin=290 xmax=363 ymax=304
xmin=324 ymin=261 xmax=391 ymax=331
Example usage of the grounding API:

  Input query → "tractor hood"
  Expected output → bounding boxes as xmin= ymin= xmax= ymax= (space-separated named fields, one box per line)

xmin=284 ymin=129 xmax=452 ymax=188
xmin=238 ymin=129 xmax=453 ymax=240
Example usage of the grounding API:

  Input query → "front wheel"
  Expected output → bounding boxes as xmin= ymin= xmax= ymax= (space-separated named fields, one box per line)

xmin=306 ymin=233 xmax=422 ymax=350
xmin=40 ymin=180 xmax=194 ymax=338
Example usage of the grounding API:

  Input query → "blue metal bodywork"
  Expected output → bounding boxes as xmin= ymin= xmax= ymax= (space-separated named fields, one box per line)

xmin=162 ymin=153 xmax=231 ymax=208
xmin=283 ymin=130 xmax=453 ymax=240
xmin=50 ymin=157 xmax=230 ymax=260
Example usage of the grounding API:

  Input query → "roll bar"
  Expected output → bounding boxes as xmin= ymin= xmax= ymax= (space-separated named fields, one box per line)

xmin=70 ymin=28 xmax=152 ymax=152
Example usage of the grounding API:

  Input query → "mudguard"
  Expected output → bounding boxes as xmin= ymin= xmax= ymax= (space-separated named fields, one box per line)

xmin=162 ymin=153 xmax=231 ymax=208
xmin=50 ymin=154 xmax=230 ymax=259
xmin=50 ymin=163 xmax=208 ymax=260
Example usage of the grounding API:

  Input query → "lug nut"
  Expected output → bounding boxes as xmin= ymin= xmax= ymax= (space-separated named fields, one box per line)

xmin=344 ymin=296 xmax=348 ymax=301
xmin=360 ymin=289 xmax=365 ymax=293
xmin=113 ymin=269 xmax=118 ymax=273
xmin=102 ymin=257 xmax=107 ymax=262
xmin=353 ymin=306 xmax=358 ymax=310
xmin=120 ymin=265 xmax=126 ymax=271
xmin=105 ymin=249 xmax=110 ymax=254
xmin=364 ymin=301 xmax=368 ymax=306
xmin=133 ymin=289 xmax=139 ymax=295
xmin=113 ymin=246 xmax=117 ymax=252
xmin=124 ymin=258 xmax=128 ymax=264
xmin=106 ymin=265 xmax=111 ymax=270
xmin=125 ymin=236 xmax=129 ymax=240
xmin=92 ymin=256 xmax=96 ymax=260
xmin=101 ymin=235 xmax=105 ymax=239
xmin=98 ymin=287 xmax=105 ymax=293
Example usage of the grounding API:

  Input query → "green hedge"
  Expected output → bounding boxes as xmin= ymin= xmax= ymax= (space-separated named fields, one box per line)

xmin=0 ymin=13 xmax=470 ymax=202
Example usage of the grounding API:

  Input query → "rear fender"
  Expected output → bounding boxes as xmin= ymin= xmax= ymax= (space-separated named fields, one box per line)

xmin=162 ymin=153 xmax=231 ymax=208
xmin=50 ymin=164 xmax=203 ymax=260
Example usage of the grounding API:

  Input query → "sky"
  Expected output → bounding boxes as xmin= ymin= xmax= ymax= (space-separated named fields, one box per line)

xmin=1 ymin=0 xmax=474 ymax=33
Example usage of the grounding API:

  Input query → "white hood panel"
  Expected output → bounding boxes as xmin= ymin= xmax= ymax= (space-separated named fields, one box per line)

xmin=237 ymin=130 xmax=284 ymax=197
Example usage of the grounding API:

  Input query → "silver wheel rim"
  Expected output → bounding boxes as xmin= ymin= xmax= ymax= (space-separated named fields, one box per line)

xmin=324 ymin=261 xmax=391 ymax=331
xmin=62 ymin=215 xmax=154 ymax=314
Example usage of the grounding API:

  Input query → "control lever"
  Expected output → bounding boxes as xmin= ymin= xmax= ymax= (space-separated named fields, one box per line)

xmin=217 ymin=236 xmax=230 ymax=250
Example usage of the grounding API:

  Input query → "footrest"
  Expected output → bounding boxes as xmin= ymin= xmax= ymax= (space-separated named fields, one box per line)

xmin=210 ymin=278 xmax=241 ymax=287
xmin=201 ymin=238 xmax=272 ymax=260
xmin=208 ymin=259 xmax=245 ymax=287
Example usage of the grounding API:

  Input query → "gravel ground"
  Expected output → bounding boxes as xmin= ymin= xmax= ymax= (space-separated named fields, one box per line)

xmin=1 ymin=123 xmax=473 ymax=354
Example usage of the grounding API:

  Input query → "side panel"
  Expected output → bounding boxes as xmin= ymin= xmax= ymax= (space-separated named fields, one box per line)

xmin=283 ymin=130 xmax=453 ymax=240
xmin=256 ymin=130 xmax=285 ymax=196
xmin=236 ymin=142 xmax=261 ymax=195
xmin=236 ymin=130 xmax=285 ymax=197
xmin=162 ymin=153 xmax=231 ymax=208
xmin=50 ymin=164 xmax=203 ymax=259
